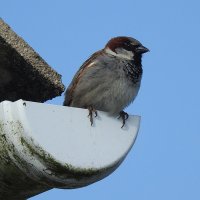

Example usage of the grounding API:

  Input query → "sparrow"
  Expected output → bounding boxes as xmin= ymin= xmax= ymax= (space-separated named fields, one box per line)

xmin=63 ymin=36 xmax=149 ymax=127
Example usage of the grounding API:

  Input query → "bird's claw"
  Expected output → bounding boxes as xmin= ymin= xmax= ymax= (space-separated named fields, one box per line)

xmin=88 ymin=106 xmax=98 ymax=126
xmin=118 ymin=111 xmax=129 ymax=128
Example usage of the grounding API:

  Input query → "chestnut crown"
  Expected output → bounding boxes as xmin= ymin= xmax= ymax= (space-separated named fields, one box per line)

xmin=105 ymin=36 xmax=149 ymax=55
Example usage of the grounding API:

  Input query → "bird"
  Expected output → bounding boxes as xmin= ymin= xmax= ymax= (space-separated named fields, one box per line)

xmin=63 ymin=36 xmax=149 ymax=127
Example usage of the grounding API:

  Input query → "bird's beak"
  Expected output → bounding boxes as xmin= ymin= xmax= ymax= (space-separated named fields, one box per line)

xmin=136 ymin=46 xmax=149 ymax=54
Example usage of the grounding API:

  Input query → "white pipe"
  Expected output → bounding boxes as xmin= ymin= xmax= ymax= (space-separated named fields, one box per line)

xmin=0 ymin=100 xmax=140 ymax=199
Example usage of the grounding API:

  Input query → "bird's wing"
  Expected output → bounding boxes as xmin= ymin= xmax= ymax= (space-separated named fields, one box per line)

xmin=63 ymin=50 xmax=102 ymax=106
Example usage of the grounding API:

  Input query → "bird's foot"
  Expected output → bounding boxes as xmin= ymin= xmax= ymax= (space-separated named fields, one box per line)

xmin=88 ymin=106 xmax=98 ymax=126
xmin=118 ymin=111 xmax=129 ymax=128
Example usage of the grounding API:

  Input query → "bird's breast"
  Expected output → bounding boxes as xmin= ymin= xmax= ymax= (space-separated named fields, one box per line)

xmin=122 ymin=61 xmax=143 ymax=84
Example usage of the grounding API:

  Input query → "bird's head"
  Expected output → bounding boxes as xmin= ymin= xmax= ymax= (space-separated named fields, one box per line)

xmin=104 ymin=36 xmax=149 ymax=60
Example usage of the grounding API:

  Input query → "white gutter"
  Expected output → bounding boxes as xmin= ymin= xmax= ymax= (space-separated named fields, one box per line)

xmin=0 ymin=100 xmax=140 ymax=199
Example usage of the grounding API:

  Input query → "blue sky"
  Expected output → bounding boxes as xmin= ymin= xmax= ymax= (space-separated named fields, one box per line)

xmin=1 ymin=0 xmax=200 ymax=199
